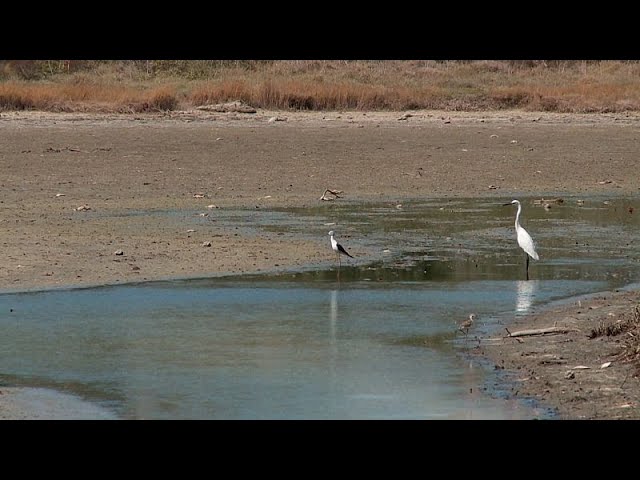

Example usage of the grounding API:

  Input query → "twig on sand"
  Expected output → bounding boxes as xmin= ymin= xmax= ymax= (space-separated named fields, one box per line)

xmin=621 ymin=366 xmax=634 ymax=389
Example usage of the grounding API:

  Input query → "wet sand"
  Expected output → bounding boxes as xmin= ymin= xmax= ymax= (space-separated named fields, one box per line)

xmin=1 ymin=108 xmax=639 ymax=419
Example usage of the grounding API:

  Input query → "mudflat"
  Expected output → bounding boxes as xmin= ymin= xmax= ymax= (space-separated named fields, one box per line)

xmin=1 ymin=108 xmax=639 ymax=419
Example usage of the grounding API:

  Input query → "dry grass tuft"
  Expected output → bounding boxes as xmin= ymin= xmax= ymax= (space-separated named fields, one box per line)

xmin=590 ymin=305 xmax=640 ymax=370
xmin=616 ymin=306 xmax=640 ymax=368
xmin=589 ymin=306 xmax=640 ymax=339
xmin=129 ymin=85 xmax=180 ymax=112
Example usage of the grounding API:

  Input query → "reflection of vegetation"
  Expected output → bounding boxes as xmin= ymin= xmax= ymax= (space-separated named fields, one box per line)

xmin=233 ymin=257 xmax=455 ymax=283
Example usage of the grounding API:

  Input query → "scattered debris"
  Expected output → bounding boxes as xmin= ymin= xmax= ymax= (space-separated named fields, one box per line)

xmin=268 ymin=116 xmax=287 ymax=123
xmin=564 ymin=370 xmax=576 ymax=380
xmin=75 ymin=204 xmax=91 ymax=211
xmin=193 ymin=193 xmax=207 ymax=198
xmin=114 ymin=250 xmax=124 ymax=256
xmin=207 ymin=204 xmax=219 ymax=209
xmin=202 ymin=241 xmax=212 ymax=247
xmin=598 ymin=180 xmax=613 ymax=185
xmin=533 ymin=197 xmax=564 ymax=205
xmin=488 ymin=185 xmax=499 ymax=190
xmin=601 ymin=362 xmax=612 ymax=369
xmin=533 ymin=197 xmax=563 ymax=211
xmin=398 ymin=113 xmax=413 ymax=121
xmin=55 ymin=193 xmax=65 ymax=197
xmin=44 ymin=146 xmax=86 ymax=153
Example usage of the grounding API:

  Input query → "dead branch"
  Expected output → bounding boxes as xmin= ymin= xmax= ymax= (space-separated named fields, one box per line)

xmin=504 ymin=326 xmax=579 ymax=338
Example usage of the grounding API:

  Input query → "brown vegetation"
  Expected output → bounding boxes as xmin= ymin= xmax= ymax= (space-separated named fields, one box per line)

xmin=1 ymin=60 xmax=640 ymax=113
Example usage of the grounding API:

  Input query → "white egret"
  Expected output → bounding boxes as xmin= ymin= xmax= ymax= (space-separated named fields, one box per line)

xmin=503 ymin=199 xmax=539 ymax=280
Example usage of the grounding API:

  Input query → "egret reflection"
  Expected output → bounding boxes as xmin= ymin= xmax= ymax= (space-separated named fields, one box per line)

xmin=515 ymin=280 xmax=539 ymax=315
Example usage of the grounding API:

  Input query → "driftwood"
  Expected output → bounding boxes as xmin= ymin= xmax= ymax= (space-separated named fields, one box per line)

xmin=505 ymin=326 xmax=578 ymax=338
xmin=196 ymin=101 xmax=256 ymax=113
xmin=319 ymin=188 xmax=344 ymax=201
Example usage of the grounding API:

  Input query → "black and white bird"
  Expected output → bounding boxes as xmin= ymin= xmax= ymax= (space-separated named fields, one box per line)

xmin=328 ymin=230 xmax=353 ymax=268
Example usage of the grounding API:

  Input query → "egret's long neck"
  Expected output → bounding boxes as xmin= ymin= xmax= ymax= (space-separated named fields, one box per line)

xmin=514 ymin=202 xmax=522 ymax=230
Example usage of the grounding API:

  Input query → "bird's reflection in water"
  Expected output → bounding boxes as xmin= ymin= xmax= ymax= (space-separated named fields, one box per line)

xmin=330 ymin=289 xmax=338 ymax=345
xmin=328 ymin=290 xmax=339 ymax=383
xmin=516 ymin=280 xmax=539 ymax=315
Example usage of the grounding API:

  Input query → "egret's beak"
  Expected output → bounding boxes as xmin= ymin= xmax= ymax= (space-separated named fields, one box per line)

xmin=502 ymin=202 xmax=512 ymax=206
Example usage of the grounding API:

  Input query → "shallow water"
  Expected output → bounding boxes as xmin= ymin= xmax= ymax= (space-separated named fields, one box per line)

xmin=1 ymin=195 xmax=639 ymax=419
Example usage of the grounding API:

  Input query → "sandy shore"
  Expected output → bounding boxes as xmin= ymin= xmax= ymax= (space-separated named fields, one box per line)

xmin=0 ymin=386 xmax=117 ymax=420
xmin=1 ymin=108 xmax=639 ymax=419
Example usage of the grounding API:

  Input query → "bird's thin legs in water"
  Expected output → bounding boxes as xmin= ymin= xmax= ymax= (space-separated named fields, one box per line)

xmin=526 ymin=253 xmax=530 ymax=281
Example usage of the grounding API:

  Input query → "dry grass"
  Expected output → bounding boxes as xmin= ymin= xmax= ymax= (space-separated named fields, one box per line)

xmin=0 ymin=80 xmax=180 ymax=113
xmin=2 ymin=60 xmax=640 ymax=113
xmin=616 ymin=306 xmax=640 ymax=368
xmin=590 ymin=305 xmax=640 ymax=371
